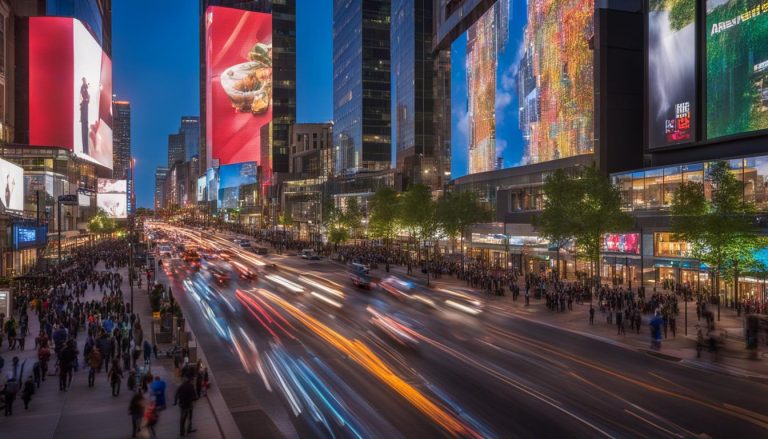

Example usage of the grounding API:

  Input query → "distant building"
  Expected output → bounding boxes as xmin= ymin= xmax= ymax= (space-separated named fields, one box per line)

xmin=168 ymin=133 xmax=185 ymax=167
xmin=154 ymin=166 xmax=169 ymax=210
xmin=288 ymin=123 xmax=333 ymax=178
xmin=112 ymin=100 xmax=131 ymax=179
xmin=180 ymin=116 xmax=200 ymax=162
xmin=333 ymin=0 xmax=391 ymax=176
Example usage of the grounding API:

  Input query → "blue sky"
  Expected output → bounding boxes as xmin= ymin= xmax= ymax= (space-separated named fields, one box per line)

xmin=115 ymin=0 xmax=333 ymax=208
xmin=451 ymin=0 xmax=528 ymax=177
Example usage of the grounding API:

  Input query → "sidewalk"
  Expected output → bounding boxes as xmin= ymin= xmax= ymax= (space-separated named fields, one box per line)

xmin=371 ymin=263 xmax=768 ymax=380
xmin=0 ymin=262 xmax=224 ymax=438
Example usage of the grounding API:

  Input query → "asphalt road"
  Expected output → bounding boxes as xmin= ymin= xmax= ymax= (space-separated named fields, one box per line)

xmin=152 ymin=224 xmax=768 ymax=439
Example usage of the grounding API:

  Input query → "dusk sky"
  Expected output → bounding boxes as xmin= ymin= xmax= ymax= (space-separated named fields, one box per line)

xmin=114 ymin=0 xmax=333 ymax=208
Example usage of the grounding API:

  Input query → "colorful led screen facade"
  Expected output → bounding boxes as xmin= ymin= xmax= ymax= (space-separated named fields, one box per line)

xmin=707 ymin=0 xmax=768 ymax=139
xmin=451 ymin=0 xmax=594 ymax=176
xmin=205 ymin=6 xmax=272 ymax=167
xmin=29 ymin=17 xmax=113 ymax=169
xmin=217 ymin=161 xmax=257 ymax=209
xmin=648 ymin=0 xmax=696 ymax=148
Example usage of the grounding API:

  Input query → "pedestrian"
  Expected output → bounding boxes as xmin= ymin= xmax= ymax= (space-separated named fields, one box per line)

xmin=670 ymin=315 xmax=677 ymax=338
xmin=109 ymin=358 xmax=123 ymax=397
xmin=150 ymin=375 xmax=167 ymax=409
xmin=143 ymin=340 xmax=152 ymax=364
xmin=129 ymin=391 xmax=145 ymax=437
xmin=174 ymin=377 xmax=198 ymax=436
xmin=20 ymin=376 xmax=34 ymax=410
xmin=3 ymin=373 xmax=19 ymax=416
xmin=616 ymin=312 xmax=625 ymax=335
xmin=153 ymin=343 xmax=159 ymax=360
xmin=144 ymin=401 xmax=159 ymax=438
xmin=87 ymin=347 xmax=102 ymax=387
xmin=589 ymin=306 xmax=595 ymax=325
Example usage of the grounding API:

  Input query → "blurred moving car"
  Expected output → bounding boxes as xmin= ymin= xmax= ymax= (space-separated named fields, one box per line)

xmin=158 ymin=245 xmax=172 ymax=258
xmin=300 ymin=249 xmax=320 ymax=260
xmin=231 ymin=260 xmax=257 ymax=280
xmin=350 ymin=264 xmax=372 ymax=289
xmin=209 ymin=265 xmax=230 ymax=284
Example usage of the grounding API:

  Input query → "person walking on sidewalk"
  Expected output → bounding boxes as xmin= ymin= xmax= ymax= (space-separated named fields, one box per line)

xmin=174 ymin=376 xmax=198 ymax=436
xmin=109 ymin=358 xmax=123 ymax=396
xmin=129 ymin=391 xmax=145 ymax=437
xmin=20 ymin=376 xmax=34 ymax=410
xmin=87 ymin=347 xmax=102 ymax=387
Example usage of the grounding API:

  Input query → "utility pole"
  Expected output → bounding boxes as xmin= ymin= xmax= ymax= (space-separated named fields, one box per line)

xmin=57 ymin=200 xmax=62 ymax=264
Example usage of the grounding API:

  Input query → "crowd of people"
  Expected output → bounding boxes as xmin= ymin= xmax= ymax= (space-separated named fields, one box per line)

xmin=0 ymin=239 xmax=207 ymax=437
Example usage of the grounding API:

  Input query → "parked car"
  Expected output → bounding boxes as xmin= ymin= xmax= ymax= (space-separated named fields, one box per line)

xmin=301 ymin=249 xmax=320 ymax=260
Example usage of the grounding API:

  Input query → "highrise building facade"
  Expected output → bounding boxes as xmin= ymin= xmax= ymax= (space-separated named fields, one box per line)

xmin=154 ymin=166 xmax=168 ymax=210
xmin=392 ymin=0 xmax=448 ymax=191
xmin=112 ymin=99 xmax=130 ymax=179
xmin=168 ymin=133 xmax=185 ymax=166
xmin=180 ymin=116 xmax=200 ymax=162
xmin=333 ymin=0 xmax=391 ymax=176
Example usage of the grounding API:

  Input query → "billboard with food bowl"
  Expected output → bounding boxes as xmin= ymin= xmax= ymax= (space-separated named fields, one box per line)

xmin=205 ymin=6 xmax=272 ymax=167
xmin=29 ymin=17 xmax=113 ymax=169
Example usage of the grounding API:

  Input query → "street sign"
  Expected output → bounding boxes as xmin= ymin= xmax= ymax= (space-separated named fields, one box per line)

xmin=58 ymin=194 xmax=78 ymax=206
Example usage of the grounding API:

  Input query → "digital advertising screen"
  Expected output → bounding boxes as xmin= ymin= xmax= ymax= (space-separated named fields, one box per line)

xmin=603 ymin=233 xmax=640 ymax=255
xmin=197 ymin=176 xmax=207 ymax=202
xmin=205 ymin=6 xmax=272 ymax=167
xmin=0 ymin=157 xmax=24 ymax=212
xmin=29 ymin=17 xmax=113 ymax=169
xmin=12 ymin=223 xmax=48 ymax=250
xmin=648 ymin=0 xmax=696 ymax=148
xmin=206 ymin=167 xmax=219 ymax=202
xmin=97 ymin=178 xmax=127 ymax=218
xmin=450 ymin=0 xmax=594 ymax=176
xmin=707 ymin=0 xmax=768 ymax=139
xmin=217 ymin=162 xmax=257 ymax=209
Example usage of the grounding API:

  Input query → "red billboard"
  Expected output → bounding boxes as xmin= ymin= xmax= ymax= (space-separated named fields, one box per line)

xmin=603 ymin=233 xmax=640 ymax=255
xmin=29 ymin=17 xmax=113 ymax=169
xmin=205 ymin=6 xmax=272 ymax=167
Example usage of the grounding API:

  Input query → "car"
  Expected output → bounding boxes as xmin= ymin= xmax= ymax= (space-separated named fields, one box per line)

xmin=350 ymin=264 xmax=372 ymax=289
xmin=300 ymin=249 xmax=320 ymax=260
xmin=231 ymin=261 xmax=256 ymax=280
xmin=351 ymin=262 xmax=370 ymax=273
xmin=208 ymin=266 xmax=230 ymax=284
xmin=253 ymin=247 xmax=269 ymax=255
xmin=158 ymin=245 xmax=172 ymax=258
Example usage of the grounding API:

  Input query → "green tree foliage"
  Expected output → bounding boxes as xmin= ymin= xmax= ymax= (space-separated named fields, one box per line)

xmin=343 ymin=197 xmax=364 ymax=238
xmin=537 ymin=165 xmax=632 ymax=281
xmin=437 ymin=190 xmax=490 ymax=265
xmin=671 ymin=161 xmax=766 ymax=302
xmin=88 ymin=210 xmax=118 ymax=234
xmin=368 ymin=187 xmax=400 ymax=247
xmin=534 ymin=169 xmax=582 ymax=278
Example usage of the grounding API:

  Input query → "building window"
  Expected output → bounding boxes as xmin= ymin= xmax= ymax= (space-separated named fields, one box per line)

xmin=654 ymin=232 xmax=692 ymax=258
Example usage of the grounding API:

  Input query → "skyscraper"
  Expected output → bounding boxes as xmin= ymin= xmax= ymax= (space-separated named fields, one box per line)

xmin=168 ymin=133 xmax=185 ymax=166
xmin=199 ymin=0 xmax=296 ymax=178
xmin=154 ymin=166 xmax=169 ymax=210
xmin=112 ymin=100 xmax=131 ymax=179
xmin=333 ymin=0 xmax=391 ymax=176
xmin=180 ymin=116 xmax=200 ymax=162
xmin=392 ymin=0 xmax=448 ymax=190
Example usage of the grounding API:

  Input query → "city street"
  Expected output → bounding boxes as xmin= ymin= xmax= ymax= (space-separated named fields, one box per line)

xmin=156 ymin=224 xmax=768 ymax=438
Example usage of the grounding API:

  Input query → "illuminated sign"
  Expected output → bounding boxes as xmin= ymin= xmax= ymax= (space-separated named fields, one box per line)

xmin=0 ymin=157 xmax=24 ymax=211
xmin=97 ymin=178 xmax=127 ymax=218
xmin=12 ymin=223 xmax=48 ymax=250
xmin=603 ymin=233 xmax=640 ymax=255
xmin=707 ymin=0 xmax=768 ymax=139
xmin=29 ymin=17 xmax=113 ymax=169
xmin=205 ymin=6 xmax=272 ymax=167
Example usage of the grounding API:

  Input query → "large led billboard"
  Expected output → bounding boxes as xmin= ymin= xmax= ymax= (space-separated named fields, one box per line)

xmin=206 ymin=167 xmax=219 ymax=202
xmin=707 ymin=0 xmax=768 ymax=139
xmin=97 ymin=178 xmax=127 ymax=218
xmin=0 ymin=158 xmax=24 ymax=212
xmin=648 ymin=0 xmax=696 ymax=148
xmin=603 ymin=233 xmax=640 ymax=255
xmin=12 ymin=224 xmax=48 ymax=250
xmin=197 ymin=176 xmax=207 ymax=202
xmin=451 ymin=0 xmax=594 ymax=176
xmin=205 ymin=6 xmax=272 ymax=166
xmin=218 ymin=162 xmax=257 ymax=209
xmin=29 ymin=17 xmax=113 ymax=169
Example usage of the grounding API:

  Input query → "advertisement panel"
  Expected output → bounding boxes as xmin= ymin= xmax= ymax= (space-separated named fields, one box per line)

xmin=12 ymin=223 xmax=48 ymax=250
xmin=78 ymin=192 xmax=91 ymax=207
xmin=451 ymin=0 xmax=594 ymax=175
xmin=603 ymin=233 xmax=640 ymax=255
xmin=707 ymin=0 xmax=768 ymax=139
xmin=206 ymin=167 xmax=219 ymax=202
xmin=205 ymin=6 xmax=272 ymax=166
xmin=0 ymin=157 xmax=24 ymax=211
xmin=29 ymin=17 xmax=113 ymax=169
xmin=648 ymin=0 xmax=696 ymax=148
xmin=197 ymin=176 xmax=207 ymax=202
xmin=218 ymin=162 xmax=257 ymax=209
xmin=97 ymin=178 xmax=127 ymax=218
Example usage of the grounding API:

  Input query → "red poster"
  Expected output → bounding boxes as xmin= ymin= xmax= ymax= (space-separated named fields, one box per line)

xmin=206 ymin=6 xmax=272 ymax=167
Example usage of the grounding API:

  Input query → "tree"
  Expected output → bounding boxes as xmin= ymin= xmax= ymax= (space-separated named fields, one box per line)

xmin=342 ymin=197 xmax=364 ymax=239
xmin=368 ymin=187 xmax=400 ymax=250
xmin=534 ymin=169 xmax=582 ymax=280
xmin=671 ymin=161 xmax=765 ymax=309
xmin=88 ymin=210 xmax=118 ymax=234
xmin=437 ymin=191 xmax=490 ymax=270
xmin=572 ymin=165 xmax=633 ymax=285
xmin=399 ymin=184 xmax=439 ymax=284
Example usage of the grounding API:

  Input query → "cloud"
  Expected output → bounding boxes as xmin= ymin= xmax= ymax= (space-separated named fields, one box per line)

xmin=496 ymin=138 xmax=508 ymax=154
xmin=455 ymin=108 xmax=470 ymax=138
